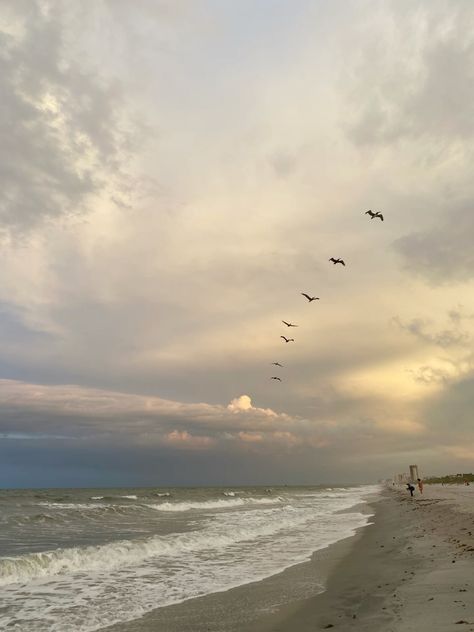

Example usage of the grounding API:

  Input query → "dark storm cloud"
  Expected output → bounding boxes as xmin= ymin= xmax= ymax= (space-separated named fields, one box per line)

xmin=0 ymin=1 xmax=133 ymax=234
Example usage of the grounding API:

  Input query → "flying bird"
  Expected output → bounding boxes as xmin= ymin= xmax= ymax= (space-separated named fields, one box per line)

xmin=301 ymin=293 xmax=320 ymax=302
xmin=329 ymin=258 xmax=345 ymax=266
xmin=365 ymin=210 xmax=384 ymax=221
xmin=272 ymin=362 xmax=284 ymax=367
xmin=282 ymin=320 xmax=298 ymax=327
xmin=280 ymin=336 xmax=294 ymax=343
xmin=270 ymin=376 xmax=282 ymax=381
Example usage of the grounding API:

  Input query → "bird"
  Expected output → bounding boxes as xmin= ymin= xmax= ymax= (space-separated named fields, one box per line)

xmin=282 ymin=320 xmax=298 ymax=327
xmin=329 ymin=257 xmax=345 ymax=266
xmin=271 ymin=376 xmax=282 ymax=381
xmin=280 ymin=336 xmax=294 ymax=343
xmin=301 ymin=293 xmax=320 ymax=302
xmin=365 ymin=210 xmax=384 ymax=221
xmin=272 ymin=362 xmax=284 ymax=367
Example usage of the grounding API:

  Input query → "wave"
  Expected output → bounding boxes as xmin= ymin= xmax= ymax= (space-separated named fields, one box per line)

xmin=38 ymin=502 xmax=105 ymax=510
xmin=148 ymin=497 xmax=282 ymax=512
xmin=90 ymin=496 xmax=104 ymax=500
xmin=154 ymin=492 xmax=171 ymax=497
xmin=0 ymin=504 xmax=310 ymax=586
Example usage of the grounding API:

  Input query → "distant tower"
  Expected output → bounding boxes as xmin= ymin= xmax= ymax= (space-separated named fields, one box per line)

xmin=409 ymin=465 xmax=419 ymax=482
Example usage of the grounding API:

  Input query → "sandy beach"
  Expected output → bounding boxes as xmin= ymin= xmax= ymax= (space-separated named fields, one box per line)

xmin=246 ymin=484 xmax=474 ymax=632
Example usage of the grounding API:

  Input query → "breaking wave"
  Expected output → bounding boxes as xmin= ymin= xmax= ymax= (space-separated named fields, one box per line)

xmin=149 ymin=497 xmax=282 ymax=512
xmin=0 ymin=505 xmax=308 ymax=586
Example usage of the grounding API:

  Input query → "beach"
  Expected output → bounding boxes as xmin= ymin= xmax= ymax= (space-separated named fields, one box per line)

xmin=243 ymin=484 xmax=474 ymax=632
xmin=2 ymin=484 xmax=472 ymax=631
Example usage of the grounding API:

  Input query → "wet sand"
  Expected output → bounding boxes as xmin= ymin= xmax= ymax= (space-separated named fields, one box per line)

xmin=246 ymin=485 xmax=474 ymax=632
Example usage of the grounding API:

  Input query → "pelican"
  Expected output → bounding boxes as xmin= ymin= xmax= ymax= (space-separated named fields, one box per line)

xmin=301 ymin=293 xmax=320 ymax=302
xmin=365 ymin=210 xmax=384 ymax=221
xmin=280 ymin=336 xmax=294 ymax=343
xmin=271 ymin=376 xmax=282 ymax=381
xmin=329 ymin=257 xmax=345 ymax=266
xmin=272 ymin=362 xmax=284 ymax=367
xmin=282 ymin=320 xmax=298 ymax=327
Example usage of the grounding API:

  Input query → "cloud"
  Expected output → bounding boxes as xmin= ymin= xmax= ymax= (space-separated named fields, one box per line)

xmin=2 ymin=1 xmax=474 ymax=484
xmin=393 ymin=315 xmax=470 ymax=347
xmin=344 ymin=3 xmax=474 ymax=148
xmin=0 ymin=1 xmax=137 ymax=235
xmin=394 ymin=206 xmax=474 ymax=285
xmin=164 ymin=430 xmax=216 ymax=449
xmin=0 ymin=380 xmax=299 ymax=445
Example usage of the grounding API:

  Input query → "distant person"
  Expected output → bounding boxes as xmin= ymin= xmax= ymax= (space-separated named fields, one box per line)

xmin=406 ymin=483 xmax=415 ymax=497
xmin=417 ymin=478 xmax=424 ymax=494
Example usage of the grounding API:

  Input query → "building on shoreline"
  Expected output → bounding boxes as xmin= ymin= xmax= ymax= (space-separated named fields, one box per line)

xmin=409 ymin=465 xmax=419 ymax=482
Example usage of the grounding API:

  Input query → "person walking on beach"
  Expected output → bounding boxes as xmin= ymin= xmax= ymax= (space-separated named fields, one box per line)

xmin=406 ymin=483 xmax=415 ymax=497
xmin=417 ymin=478 xmax=424 ymax=494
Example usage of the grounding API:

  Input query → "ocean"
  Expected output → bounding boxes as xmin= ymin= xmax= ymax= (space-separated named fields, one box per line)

xmin=0 ymin=484 xmax=378 ymax=631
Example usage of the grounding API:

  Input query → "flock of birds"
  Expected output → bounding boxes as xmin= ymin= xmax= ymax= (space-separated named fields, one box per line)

xmin=269 ymin=209 xmax=384 ymax=382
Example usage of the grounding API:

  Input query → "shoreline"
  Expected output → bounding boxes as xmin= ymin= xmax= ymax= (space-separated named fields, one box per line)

xmin=245 ymin=485 xmax=474 ymax=631
xmin=103 ymin=495 xmax=376 ymax=632
xmin=104 ymin=486 xmax=473 ymax=631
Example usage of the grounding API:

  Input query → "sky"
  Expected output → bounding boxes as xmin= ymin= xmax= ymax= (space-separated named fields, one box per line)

xmin=1 ymin=0 xmax=474 ymax=487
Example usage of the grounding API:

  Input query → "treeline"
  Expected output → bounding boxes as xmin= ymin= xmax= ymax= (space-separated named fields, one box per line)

xmin=425 ymin=473 xmax=474 ymax=484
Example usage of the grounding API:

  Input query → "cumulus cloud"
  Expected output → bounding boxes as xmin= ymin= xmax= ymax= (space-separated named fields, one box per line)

xmin=0 ymin=380 xmax=301 ymax=446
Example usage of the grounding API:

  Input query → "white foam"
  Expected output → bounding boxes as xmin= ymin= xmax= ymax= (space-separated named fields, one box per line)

xmin=38 ymin=503 xmax=104 ymax=510
xmin=148 ymin=497 xmax=281 ymax=512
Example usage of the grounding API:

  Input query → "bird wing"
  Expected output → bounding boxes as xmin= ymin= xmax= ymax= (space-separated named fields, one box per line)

xmin=280 ymin=336 xmax=288 ymax=341
xmin=302 ymin=293 xmax=311 ymax=300
xmin=379 ymin=214 xmax=384 ymax=221
xmin=341 ymin=260 xmax=346 ymax=266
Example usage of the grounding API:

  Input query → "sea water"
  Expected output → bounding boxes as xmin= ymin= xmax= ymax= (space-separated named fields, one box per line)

xmin=0 ymin=485 xmax=378 ymax=631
